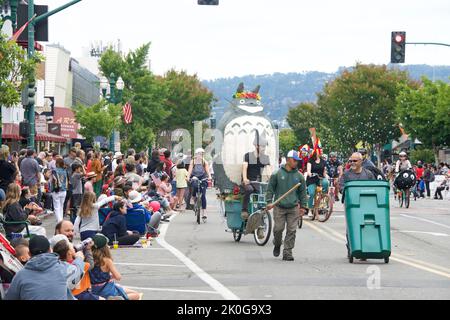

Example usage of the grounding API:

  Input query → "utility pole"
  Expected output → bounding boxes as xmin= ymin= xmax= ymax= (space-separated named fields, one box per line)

xmin=26 ymin=0 xmax=82 ymax=149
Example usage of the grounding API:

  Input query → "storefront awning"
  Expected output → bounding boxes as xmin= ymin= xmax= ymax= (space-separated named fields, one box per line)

xmin=35 ymin=132 xmax=67 ymax=143
xmin=1 ymin=123 xmax=24 ymax=140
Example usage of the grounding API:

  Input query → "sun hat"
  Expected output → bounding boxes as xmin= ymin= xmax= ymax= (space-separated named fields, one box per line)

xmin=114 ymin=152 xmax=124 ymax=159
xmin=86 ymin=172 xmax=97 ymax=179
xmin=128 ymin=190 xmax=142 ymax=203
xmin=286 ymin=150 xmax=301 ymax=161
xmin=195 ymin=148 xmax=205 ymax=154
xmin=399 ymin=151 xmax=407 ymax=156
xmin=92 ymin=233 xmax=108 ymax=249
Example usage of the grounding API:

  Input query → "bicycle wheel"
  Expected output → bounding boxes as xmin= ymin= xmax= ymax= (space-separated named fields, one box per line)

xmin=254 ymin=211 xmax=272 ymax=246
xmin=405 ymin=189 xmax=410 ymax=209
xmin=195 ymin=198 xmax=201 ymax=225
xmin=317 ymin=194 xmax=333 ymax=223
xmin=399 ymin=191 xmax=404 ymax=208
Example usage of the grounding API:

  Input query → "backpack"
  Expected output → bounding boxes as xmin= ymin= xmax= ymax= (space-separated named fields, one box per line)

xmin=51 ymin=170 xmax=61 ymax=193
xmin=430 ymin=172 xmax=435 ymax=182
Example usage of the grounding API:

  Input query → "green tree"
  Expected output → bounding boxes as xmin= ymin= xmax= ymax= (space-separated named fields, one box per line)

xmin=99 ymin=43 xmax=169 ymax=151
xmin=73 ymin=100 xmax=122 ymax=145
xmin=410 ymin=148 xmax=435 ymax=164
xmin=279 ymin=129 xmax=297 ymax=155
xmin=396 ymin=77 xmax=450 ymax=162
xmin=0 ymin=20 xmax=42 ymax=107
xmin=317 ymin=64 xmax=416 ymax=157
xmin=286 ymin=102 xmax=320 ymax=145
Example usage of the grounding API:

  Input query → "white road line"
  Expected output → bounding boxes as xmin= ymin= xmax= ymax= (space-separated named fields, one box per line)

xmin=157 ymin=214 xmax=240 ymax=300
xmin=395 ymin=230 xmax=450 ymax=237
xmin=124 ymin=286 xmax=221 ymax=295
xmin=400 ymin=214 xmax=450 ymax=230
xmin=115 ymin=263 xmax=186 ymax=268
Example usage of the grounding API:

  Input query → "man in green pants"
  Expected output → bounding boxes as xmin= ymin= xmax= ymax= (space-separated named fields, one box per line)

xmin=266 ymin=150 xmax=307 ymax=261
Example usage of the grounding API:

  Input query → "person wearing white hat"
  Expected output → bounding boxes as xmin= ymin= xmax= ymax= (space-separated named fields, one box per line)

xmin=111 ymin=152 xmax=124 ymax=173
xmin=126 ymin=190 xmax=161 ymax=236
xmin=395 ymin=151 xmax=412 ymax=173
xmin=187 ymin=148 xmax=212 ymax=221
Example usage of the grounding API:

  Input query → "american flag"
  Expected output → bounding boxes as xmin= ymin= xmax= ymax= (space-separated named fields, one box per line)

xmin=123 ymin=102 xmax=133 ymax=124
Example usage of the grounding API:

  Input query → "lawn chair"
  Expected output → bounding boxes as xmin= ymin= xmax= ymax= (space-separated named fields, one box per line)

xmin=98 ymin=207 xmax=113 ymax=226
xmin=125 ymin=208 xmax=148 ymax=236
xmin=0 ymin=215 xmax=31 ymax=240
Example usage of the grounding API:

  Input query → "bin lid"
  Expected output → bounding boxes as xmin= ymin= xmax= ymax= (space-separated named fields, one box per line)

xmin=344 ymin=180 xmax=390 ymax=190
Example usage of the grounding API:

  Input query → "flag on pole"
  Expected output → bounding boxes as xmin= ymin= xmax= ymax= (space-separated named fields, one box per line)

xmin=10 ymin=14 xmax=37 ymax=42
xmin=123 ymin=102 xmax=133 ymax=124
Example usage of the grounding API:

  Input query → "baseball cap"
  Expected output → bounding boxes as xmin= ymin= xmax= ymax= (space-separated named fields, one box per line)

xmin=286 ymin=150 xmax=301 ymax=161
xmin=93 ymin=234 xmax=109 ymax=249
xmin=29 ymin=235 xmax=50 ymax=256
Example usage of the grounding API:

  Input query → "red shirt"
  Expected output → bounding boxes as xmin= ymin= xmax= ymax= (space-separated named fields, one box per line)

xmin=163 ymin=159 xmax=173 ymax=177
xmin=415 ymin=167 xmax=424 ymax=180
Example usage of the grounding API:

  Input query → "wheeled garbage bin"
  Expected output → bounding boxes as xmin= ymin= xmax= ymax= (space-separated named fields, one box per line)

xmin=344 ymin=180 xmax=391 ymax=263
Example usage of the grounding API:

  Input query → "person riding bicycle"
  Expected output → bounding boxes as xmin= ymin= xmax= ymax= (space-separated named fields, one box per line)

xmin=187 ymin=148 xmax=212 ymax=222
xmin=296 ymin=144 xmax=311 ymax=173
xmin=327 ymin=152 xmax=343 ymax=201
xmin=395 ymin=151 xmax=412 ymax=174
xmin=241 ymin=132 xmax=271 ymax=221
xmin=358 ymin=148 xmax=376 ymax=169
xmin=305 ymin=147 xmax=329 ymax=215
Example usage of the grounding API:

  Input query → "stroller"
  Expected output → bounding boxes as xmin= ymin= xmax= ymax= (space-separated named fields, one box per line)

xmin=0 ymin=233 xmax=23 ymax=299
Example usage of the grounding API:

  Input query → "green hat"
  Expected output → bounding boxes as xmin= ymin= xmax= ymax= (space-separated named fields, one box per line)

xmin=93 ymin=233 xmax=109 ymax=249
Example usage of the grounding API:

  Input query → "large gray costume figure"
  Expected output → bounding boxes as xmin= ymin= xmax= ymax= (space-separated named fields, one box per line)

xmin=213 ymin=83 xmax=278 ymax=193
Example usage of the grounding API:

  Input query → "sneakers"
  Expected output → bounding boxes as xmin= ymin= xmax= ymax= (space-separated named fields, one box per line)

xmin=273 ymin=246 xmax=281 ymax=257
xmin=282 ymin=255 xmax=294 ymax=261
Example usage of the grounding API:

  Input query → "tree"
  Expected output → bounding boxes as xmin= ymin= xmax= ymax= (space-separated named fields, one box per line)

xmin=410 ymin=148 xmax=435 ymax=165
xmin=396 ymin=77 xmax=450 ymax=162
xmin=286 ymin=102 xmax=320 ymax=146
xmin=99 ymin=43 xmax=169 ymax=151
xmin=317 ymin=64 xmax=416 ymax=157
xmin=73 ymin=100 xmax=122 ymax=145
xmin=279 ymin=129 xmax=297 ymax=155
xmin=0 ymin=20 xmax=42 ymax=107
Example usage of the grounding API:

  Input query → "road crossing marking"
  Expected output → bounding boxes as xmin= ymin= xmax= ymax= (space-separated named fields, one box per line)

xmin=304 ymin=221 xmax=450 ymax=280
xmin=115 ymin=262 xmax=186 ymax=268
xmin=156 ymin=214 xmax=240 ymax=300
xmin=124 ymin=286 xmax=221 ymax=295
xmin=394 ymin=230 xmax=450 ymax=237
xmin=400 ymin=214 xmax=450 ymax=230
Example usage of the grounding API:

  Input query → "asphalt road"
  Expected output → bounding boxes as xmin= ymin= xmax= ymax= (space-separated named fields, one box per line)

xmin=41 ymin=188 xmax=450 ymax=300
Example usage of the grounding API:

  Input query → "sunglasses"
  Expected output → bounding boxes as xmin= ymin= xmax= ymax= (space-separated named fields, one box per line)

xmin=348 ymin=159 xmax=360 ymax=163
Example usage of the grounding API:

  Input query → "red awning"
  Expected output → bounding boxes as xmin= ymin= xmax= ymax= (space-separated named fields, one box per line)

xmin=35 ymin=132 xmax=67 ymax=143
xmin=1 ymin=123 xmax=24 ymax=140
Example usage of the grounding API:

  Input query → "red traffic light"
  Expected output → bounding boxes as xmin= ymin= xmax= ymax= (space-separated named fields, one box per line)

xmin=395 ymin=34 xmax=404 ymax=43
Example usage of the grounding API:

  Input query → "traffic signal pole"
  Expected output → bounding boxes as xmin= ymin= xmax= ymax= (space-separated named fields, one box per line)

xmin=26 ymin=0 xmax=83 ymax=149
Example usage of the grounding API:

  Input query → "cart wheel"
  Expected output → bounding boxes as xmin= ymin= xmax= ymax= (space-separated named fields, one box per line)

xmin=233 ymin=230 xmax=242 ymax=242
xmin=254 ymin=211 xmax=272 ymax=246
xmin=384 ymin=257 xmax=389 ymax=264
xmin=349 ymin=256 xmax=354 ymax=264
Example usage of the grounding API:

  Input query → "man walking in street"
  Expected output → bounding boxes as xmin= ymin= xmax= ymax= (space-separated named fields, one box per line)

xmin=266 ymin=150 xmax=307 ymax=261
xmin=20 ymin=148 xmax=41 ymax=197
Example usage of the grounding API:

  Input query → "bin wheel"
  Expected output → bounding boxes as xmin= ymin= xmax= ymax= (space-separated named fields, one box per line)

xmin=384 ymin=257 xmax=389 ymax=264
xmin=349 ymin=256 xmax=354 ymax=263
xmin=233 ymin=230 xmax=242 ymax=242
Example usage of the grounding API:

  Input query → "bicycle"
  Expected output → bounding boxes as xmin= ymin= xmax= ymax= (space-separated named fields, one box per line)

xmin=190 ymin=177 xmax=209 ymax=224
xmin=397 ymin=187 xmax=411 ymax=208
xmin=394 ymin=169 xmax=416 ymax=209
xmin=306 ymin=173 xmax=333 ymax=223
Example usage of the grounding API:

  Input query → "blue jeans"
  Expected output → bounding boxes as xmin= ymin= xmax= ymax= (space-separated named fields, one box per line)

xmin=191 ymin=179 xmax=207 ymax=210
xmin=307 ymin=178 xmax=329 ymax=209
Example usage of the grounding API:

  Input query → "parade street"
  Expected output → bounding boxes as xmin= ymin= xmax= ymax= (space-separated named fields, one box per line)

xmin=41 ymin=189 xmax=450 ymax=300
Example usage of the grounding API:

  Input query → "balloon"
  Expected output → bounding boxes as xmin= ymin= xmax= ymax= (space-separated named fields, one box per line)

xmin=150 ymin=201 xmax=161 ymax=212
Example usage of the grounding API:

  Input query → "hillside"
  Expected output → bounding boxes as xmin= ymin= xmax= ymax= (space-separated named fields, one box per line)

xmin=202 ymin=64 xmax=450 ymax=126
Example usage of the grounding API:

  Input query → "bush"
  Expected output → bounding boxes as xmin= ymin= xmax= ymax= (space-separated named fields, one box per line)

xmin=410 ymin=148 xmax=435 ymax=164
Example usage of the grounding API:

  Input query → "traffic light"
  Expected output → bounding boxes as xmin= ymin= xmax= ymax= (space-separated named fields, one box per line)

xmin=27 ymin=82 xmax=36 ymax=106
xmin=391 ymin=31 xmax=406 ymax=63
xmin=198 ymin=0 xmax=219 ymax=5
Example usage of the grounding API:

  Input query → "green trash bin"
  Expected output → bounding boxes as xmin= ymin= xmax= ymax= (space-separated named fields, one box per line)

xmin=344 ymin=180 xmax=391 ymax=263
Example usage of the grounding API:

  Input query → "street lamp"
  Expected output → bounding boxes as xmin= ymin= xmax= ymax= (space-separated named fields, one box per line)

xmin=100 ymin=73 xmax=124 ymax=152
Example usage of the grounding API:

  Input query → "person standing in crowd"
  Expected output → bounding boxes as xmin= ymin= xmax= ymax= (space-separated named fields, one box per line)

xmin=175 ymin=162 xmax=189 ymax=209
xmin=423 ymin=163 xmax=434 ymax=198
xmin=84 ymin=172 xmax=96 ymax=194
xmin=50 ymin=158 xmax=69 ymax=223
xmin=111 ymin=152 xmax=123 ymax=173
xmin=92 ymin=151 xmax=106 ymax=198
xmin=266 ymin=150 xmax=307 ymax=261
xmin=163 ymin=150 xmax=173 ymax=177
xmin=20 ymin=149 xmax=41 ymax=198
xmin=0 ymin=145 xmax=18 ymax=193
xmin=5 ymin=235 xmax=85 ymax=300
xmin=70 ymin=163 xmax=84 ymax=222
xmin=48 ymin=152 xmax=58 ymax=171
xmin=63 ymin=148 xmax=77 ymax=215
xmin=147 ymin=150 xmax=161 ymax=174
xmin=358 ymin=148 xmax=376 ymax=169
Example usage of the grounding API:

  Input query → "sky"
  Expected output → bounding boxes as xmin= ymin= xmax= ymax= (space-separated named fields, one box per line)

xmin=34 ymin=0 xmax=450 ymax=80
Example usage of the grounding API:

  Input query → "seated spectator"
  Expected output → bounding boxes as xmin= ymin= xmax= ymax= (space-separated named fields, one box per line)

xmin=113 ymin=176 xmax=126 ymax=197
xmin=125 ymin=162 xmax=143 ymax=189
xmin=0 ymin=145 xmax=18 ymax=194
xmin=12 ymin=238 xmax=30 ymax=265
xmin=74 ymin=192 xmax=121 ymax=241
xmin=158 ymin=175 xmax=178 ymax=211
xmin=55 ymin=220 xmax=75 ymax=243
xmin=434 ymin=174 xmax=450 ymax=200
xmin=127 ymin=191 xmax=161 ymax=236
xmin=51 ymin=234 xmax=104 ymax=300
xmin=5 ymin=235 xmax=84 ymax=300
xmin=3 ymin=183 xmax=46 ymax=237
xmin=147 ymin=182 xmax=174 ymax=219
xmin=101 ymin=201 xmax=140 ymax=245
xmin=89 ymin=234 xmax=142 ymax=300
xmin=19 ymin=187 xmax=43 ymax=218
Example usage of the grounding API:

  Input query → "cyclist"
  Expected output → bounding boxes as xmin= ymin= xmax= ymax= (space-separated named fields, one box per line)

xmin=297 ymin=145 xmax=310 ymax=173
xmin=241 ymin=132 xmax=271 ymax=222
xmin=305 ymin=147 xmax=329 ymax=215
xmin=395 ymin=151 xmax=412 ymax=173
xmin=358 ymin=148 xmax=376 ymax=169
xmin=187 ymin=148 xmax=212 ymax=222
xmin=327 ymin=152 xmax=343 ymax=201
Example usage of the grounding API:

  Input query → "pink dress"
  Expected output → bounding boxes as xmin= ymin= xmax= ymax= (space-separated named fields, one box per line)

xmin=84 ymin=181 xmax=94 ymax=194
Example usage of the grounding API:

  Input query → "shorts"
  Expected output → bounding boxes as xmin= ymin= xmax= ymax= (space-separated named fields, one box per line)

xmin=75 ymin=290 xmax=100 ymax=300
